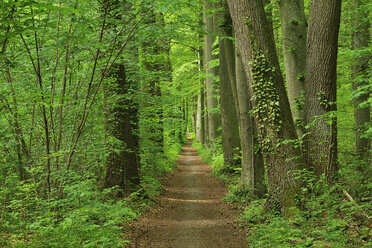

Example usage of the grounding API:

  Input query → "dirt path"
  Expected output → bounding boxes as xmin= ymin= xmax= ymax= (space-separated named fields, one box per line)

xmin=126 ymin=139 xmax=247 ymax=247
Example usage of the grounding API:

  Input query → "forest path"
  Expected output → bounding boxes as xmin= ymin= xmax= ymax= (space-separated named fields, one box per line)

xmin=125 ymin=138 xmax=247 ymax=247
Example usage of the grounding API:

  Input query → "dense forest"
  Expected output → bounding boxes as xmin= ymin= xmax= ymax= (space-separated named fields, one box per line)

xmin=0 ymin=0 xmax=370 ymax=247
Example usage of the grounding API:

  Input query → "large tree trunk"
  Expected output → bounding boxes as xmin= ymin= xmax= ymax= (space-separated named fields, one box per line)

xmin=218 ymin=1 xmax=240 ymax=167
xmin=235 ymin=49 xmax=266 ymax=197
xmin=304 ymin=0 xmax=341 ymax=181
xmin=351 ymin=0 xmax=370 ymax=162
xmin=227 ymin=0 xmax=303 ymax=215
xmin=104 ymin=64 xmax=140 ymax=194
xmin=204 ymin=0 xmax=221 ymax=147
xmin=279 ymin=0 xmax=307 ymax=137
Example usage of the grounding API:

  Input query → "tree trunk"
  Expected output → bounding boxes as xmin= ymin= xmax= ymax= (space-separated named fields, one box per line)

xmin=218 ymin=1 xmax=241 ymax=167
xmin=203 ymin=87 xmax=209 ymax=145
xmin=228 ymin=0 xmax=303 ymax=215
xmin=235 ymin=49 xmax=265 ymax=197
xmin=279 ymin=0 xmax=307 ymax=137
xmin=304 ymin=0 xmax=341 ymax=181
xmin=204 ymin=0 xmax=221 ymax=147
xmin=104 ymin=64 xmax=140 ymax=194
xmin=351 ymin=0 xmax=370 ymax=162
xmin=196 ymin=47 xmax=205 ymax=143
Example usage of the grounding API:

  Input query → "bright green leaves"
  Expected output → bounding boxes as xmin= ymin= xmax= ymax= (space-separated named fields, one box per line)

xmin=251 ymin=51 xmax=282 ymax=151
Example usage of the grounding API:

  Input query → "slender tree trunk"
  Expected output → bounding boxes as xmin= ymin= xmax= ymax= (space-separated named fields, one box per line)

xmin=192 ymin=96 xmax=197 ymax=133
xmin=203 ymin=87 xmax=209 ymax=145
xmin=104 ymin=64 xmax=140 ymax=195
xmin=196 ymin=48 xmax=205 ymax=143
xmin=279 ymin=0 xmax=307 ymax=137
xmin=304 ymin=0 xmax=341 ymax=181
xmin=228 ymin=0 xmax=303 ymax=215
xmin=204 ymin=0 xmax=220 ymax=147
xmin=197 ymin=90 xmax=205 ymax=144
xmin=218 ymin=1 xmax=240 ymax=167
xmin=185 ymin=99 xmax=189 ymax=133
xmin=351 ymin=0 xmax=370 ymax=162
xmin=235 ymin=49 xmax=265 ymax=197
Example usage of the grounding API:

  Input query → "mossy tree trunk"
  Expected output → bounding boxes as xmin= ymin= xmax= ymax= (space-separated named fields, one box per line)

xmin=227 ymin=0 xmax=303 ymax=215
xmin=235 ymin=49 xmax=266 ymax=197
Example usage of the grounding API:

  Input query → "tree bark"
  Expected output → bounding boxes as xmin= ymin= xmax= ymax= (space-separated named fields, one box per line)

xmin=279 ymin=0 xmax=307 ymax=137
xmin=351 ymin=0 xmax=370 ymax=162
xmin=196 ymin=47 xmax=205 ymax=143
xmin=228 ymin=0 xmax=303 ymax=215
xmin=304 ymin=0 xmax=341 ymax=180
xmin=218 ymin=1 xmax=240 ymax=167
xmin=235 ymin=49 xmax=265 ymax=197
xmin=204 ymin=0 xmax=221 ymax=146
xmin=203 ymin=87 xmax=209 ymax=145
xmin=104 ymin=64 xmax=140 ymax=195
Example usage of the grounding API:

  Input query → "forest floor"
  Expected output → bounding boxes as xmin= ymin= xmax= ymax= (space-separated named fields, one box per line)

xmin=125 ymin=139 xmax=247 ymax=247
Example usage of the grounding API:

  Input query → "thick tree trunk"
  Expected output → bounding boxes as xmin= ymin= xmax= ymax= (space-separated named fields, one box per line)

xmin=104 ymin=64 xmax=140 ymax=194
xmin=235 ymin=49 xmax=265 ymax=197
xmin=279 ymin=0 xmax=307 ymax=137
xmin=228 ymin=0 xmax=303 ymax=215
xmin=304 ymin=0 xmax=341 ymax=181
xmin=351 ymin=0 xmax=370 ymax=162
xmin=204 ymin=0 xmax=221 ymax=146
xmin=218 ymin=2 xmax=240 ymax=167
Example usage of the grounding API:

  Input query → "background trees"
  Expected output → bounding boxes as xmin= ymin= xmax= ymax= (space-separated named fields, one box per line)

xmin=0 ymin=0 xmax=370 ymax=246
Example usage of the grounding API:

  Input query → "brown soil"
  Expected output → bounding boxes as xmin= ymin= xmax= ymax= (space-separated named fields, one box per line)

xmin=125 ymin=139 xmax=248 ymax=248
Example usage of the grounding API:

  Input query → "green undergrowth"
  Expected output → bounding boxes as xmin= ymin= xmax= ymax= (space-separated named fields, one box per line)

xmin=0 ymin=138 xmax=184 ymax=248
xmin=193 ymin=138 xmax=371 ymax=248
xmin=239 ymin=173 xmax=371 ymax=248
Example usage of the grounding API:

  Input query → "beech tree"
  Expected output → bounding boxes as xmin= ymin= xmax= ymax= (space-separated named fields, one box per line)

xmin=204 ymin=0 xmax=221 ymax=146
xmin=351 ymin=0 xmax=371 ymax=162
xmin=235 ymin=49 xmax=265 ymax=197
xmin=104 ymin=64 xmax=140 ymax=194
xmin=279 ymin=0 xmax=307 ymax=137
xmin=195 ymin=46 xmax=205 ymax=144
xmin=304 ymin=0 xmax=342 ymax=180
xmin=217 ymin=1 xmax=240 ymax=167
xmin=1 ymin=0 xmax=370 ymax=246
xmin=227 ymin=0 xmax=303 ymax=214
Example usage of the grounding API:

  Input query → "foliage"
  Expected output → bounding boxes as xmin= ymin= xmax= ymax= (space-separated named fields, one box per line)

xmin=0 ymin=0 xmax=371 ymax=246
xmin=1 ymin=174 xmax=136 ymax=247
xmin=234 ymin=170 xmax=371 ymax=248
xmin=0 ymin=0 xmax=194 ymax=246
